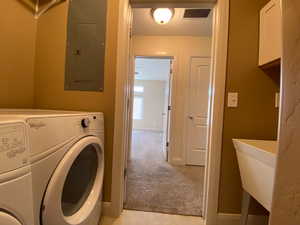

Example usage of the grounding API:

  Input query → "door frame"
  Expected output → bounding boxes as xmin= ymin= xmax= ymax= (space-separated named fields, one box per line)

xmin=164 ymin=59 xmax=174 ymax=161
xmin=111 ymin=1 xmax=229 ymax=225
xmin=131 ymin=56 xmax=174 ymax=163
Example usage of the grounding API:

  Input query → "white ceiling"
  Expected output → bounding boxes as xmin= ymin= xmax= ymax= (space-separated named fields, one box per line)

xmin=135 ymin=58 xmax=171 ymax=81
xmin=132 ymin=8 xmax=213 ymax=36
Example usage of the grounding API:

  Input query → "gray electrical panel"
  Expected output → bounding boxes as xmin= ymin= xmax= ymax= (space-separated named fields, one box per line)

xmin=65 ymin=0 xmax=107 ymax=91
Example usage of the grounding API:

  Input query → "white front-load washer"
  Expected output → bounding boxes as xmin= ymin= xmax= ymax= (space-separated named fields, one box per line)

xmin=0 ymin=118 xmax=35 ymax=225
xmin=0 ymin=110 xmax=105 ymax=225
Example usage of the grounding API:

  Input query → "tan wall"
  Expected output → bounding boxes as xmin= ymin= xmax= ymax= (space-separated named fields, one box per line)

xmin=34 ymin=0 xmax=119 ymax=201
xmin=133 ymin=80 xmax=167 ymax=131
xmin=218 ymin=0 xmax=280 ymax=213
xmin=0 ymin=0 xmax=37 ymax=108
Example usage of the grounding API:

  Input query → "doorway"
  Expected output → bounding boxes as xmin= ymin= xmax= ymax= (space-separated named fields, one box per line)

xmin=111 ymin=0 xmax=229 ymax=223
xmin=132 ymin=57 xmax=172 ymax=162
xmin=123 ymin=6 xmax=214 ymax=217
xmin=124 ymin=56 xmax=206 ymax=216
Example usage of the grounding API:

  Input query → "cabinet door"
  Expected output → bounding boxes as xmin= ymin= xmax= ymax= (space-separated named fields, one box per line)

xmin=65 ymin=0 xmax=107 ymax=91
xmin=259 ymin=0 xmax=282 ymax=66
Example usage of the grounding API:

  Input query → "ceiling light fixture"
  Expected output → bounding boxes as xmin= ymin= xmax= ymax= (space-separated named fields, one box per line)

xmin=151 ymin=8 xmax=174 ymax=25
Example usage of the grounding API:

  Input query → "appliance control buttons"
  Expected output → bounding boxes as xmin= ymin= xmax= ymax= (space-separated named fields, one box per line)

xmin=81 ymin=118 xmax=90 ymax=128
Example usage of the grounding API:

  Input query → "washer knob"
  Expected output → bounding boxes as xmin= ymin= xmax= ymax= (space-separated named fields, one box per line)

xmin=81 ymin=118 xmax=90 ymax=128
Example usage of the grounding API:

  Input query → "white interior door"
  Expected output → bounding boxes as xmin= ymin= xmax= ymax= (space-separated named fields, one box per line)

xmin=122 ymin=5 xmax=133 ymax=206
xmin=186 ymin=57 xmax=211 ymax=166
xmin=162 ymin=59 xmax=173 ymax=161
xmin=123 ymin=54 xmax=134 ymax=205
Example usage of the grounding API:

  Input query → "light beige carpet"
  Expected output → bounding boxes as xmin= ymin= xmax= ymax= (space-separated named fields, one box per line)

xmin=124 ymin=130 xmax=204 ymax=216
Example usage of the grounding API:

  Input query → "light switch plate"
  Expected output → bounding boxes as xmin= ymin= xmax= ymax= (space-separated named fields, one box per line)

xmin=228 ymin=92 xmax=238 ymax=108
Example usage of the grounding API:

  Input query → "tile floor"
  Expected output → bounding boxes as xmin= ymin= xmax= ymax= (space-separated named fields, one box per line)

xmin=100 ymin=210 xmax=204 ymax=225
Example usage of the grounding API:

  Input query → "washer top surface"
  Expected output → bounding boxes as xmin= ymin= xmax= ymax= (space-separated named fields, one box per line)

xmin=0 ymin=109 xmax=103 ymax=118
xmin=0 ymin=109 xmax=84 ymax=115
xmin=0 ymin=117 xmax=24 ymax=124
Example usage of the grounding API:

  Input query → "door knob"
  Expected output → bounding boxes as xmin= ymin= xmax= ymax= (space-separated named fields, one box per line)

xmin=188 ymin=116 xmax=194 ymax=120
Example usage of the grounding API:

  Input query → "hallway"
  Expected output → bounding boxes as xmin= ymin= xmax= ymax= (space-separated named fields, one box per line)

xmin=124 ymin=130 xmax=204 ymax=216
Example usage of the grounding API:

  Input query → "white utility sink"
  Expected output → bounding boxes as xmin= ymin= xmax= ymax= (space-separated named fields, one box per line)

xmin=233 ymin=139 xmax=278 ymax=211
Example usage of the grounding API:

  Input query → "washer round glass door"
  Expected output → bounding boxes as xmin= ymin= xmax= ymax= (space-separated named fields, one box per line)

xmin=42 ymin=136 xmax=104 ymax=225
xmin=0 ymin=212 xmax=22 ymax=225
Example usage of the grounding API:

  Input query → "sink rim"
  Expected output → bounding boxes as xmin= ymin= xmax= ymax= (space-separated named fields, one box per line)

xmin=233 ymin=138 xmax=277 ymax=168
xmin=233 ymin=138 xmax=277 ymax=153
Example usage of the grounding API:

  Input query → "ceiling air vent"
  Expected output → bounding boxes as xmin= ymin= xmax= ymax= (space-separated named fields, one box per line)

xmin=184 ymin=9 xmax=211 ymax=18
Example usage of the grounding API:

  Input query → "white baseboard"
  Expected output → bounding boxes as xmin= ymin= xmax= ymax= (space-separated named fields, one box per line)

xmin=102 ymin=201 xmax=113 ymax=217
xmin=217 ymin=213 xmax=268 ymax=225
xmin=133 ymin=128 xmax=163 ymax=133
xmin=170 ymin=157 xmax=185 ymax=165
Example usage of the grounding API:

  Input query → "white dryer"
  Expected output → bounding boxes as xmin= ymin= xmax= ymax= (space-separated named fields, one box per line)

xmin=0 ymin=110 xmax=105 ymax=225
xmin=0 ymin=118 xmax=35 ymax=225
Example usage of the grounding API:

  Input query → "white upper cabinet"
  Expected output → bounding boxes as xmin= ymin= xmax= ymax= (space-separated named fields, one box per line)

xmin=259 ymin=0 xmax=282 ymax=66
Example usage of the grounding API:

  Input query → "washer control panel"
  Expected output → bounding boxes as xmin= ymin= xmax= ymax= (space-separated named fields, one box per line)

xmin=81 ymin=118 xmax=90 ymax=128
xmin=0 ymin=123 xmax=28 ymax=174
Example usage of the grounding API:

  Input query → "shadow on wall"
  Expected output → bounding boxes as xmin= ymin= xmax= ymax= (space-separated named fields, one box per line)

xmin=16 ymin=0 xmax=64 ymax=13
xmin=16 ymin=0 xmax=36 ymax=13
